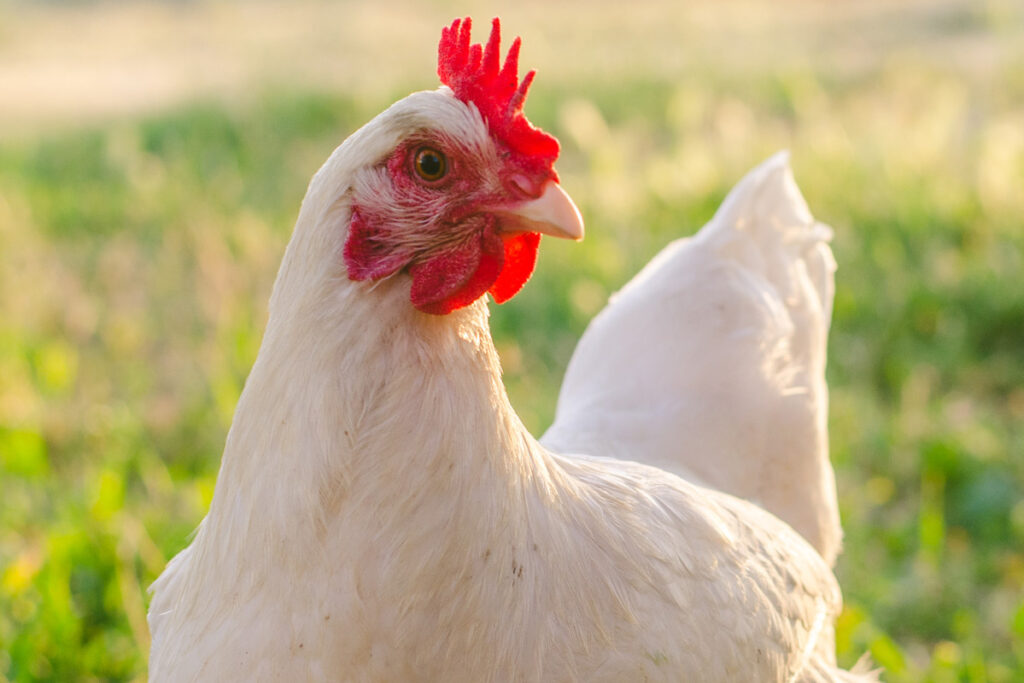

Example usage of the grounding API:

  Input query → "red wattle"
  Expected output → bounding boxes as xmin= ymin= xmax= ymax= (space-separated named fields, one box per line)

xmin=346 ymin=208 xmax=541 ymax=315
xmin=409 ymin=230 xmax=505 ymax=315
xmin=488 ymin=232 xmax=540 ymax=304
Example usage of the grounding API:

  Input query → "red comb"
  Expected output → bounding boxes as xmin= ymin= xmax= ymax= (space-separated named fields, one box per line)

xmin=438 ymin=18 xmax=559 ymax=166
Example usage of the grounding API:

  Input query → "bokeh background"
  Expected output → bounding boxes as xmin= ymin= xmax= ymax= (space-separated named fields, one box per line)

xmin=1 ymin=0 xmax=1023 ymax=680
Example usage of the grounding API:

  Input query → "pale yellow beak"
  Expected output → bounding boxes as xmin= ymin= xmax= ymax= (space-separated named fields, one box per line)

xmin=496 ymin=181 xmax=585 ymax=241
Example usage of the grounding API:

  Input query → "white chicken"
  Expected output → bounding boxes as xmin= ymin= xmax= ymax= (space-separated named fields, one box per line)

xmin=148 ymin=17 xmax=873 ymax=682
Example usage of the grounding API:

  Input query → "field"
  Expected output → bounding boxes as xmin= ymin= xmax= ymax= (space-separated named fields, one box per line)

xmin=1 ymin=0 xmax=1022 ymax=680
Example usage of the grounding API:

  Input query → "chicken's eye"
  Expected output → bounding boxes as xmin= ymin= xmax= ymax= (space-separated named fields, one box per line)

xmin=414 ymin=147 xmax=447 ymax=182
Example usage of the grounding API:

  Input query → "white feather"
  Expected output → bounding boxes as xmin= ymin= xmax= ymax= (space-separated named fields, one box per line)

xmin=148 ymin=91 xmax=873 ymax=682
xmin=543 ymin=152 xmax=842 ymax=565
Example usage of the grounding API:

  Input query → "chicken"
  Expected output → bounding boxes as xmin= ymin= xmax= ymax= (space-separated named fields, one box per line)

xmin=543 ymin=151 xmax=843 ymax=566
xmin=147 ymin=18 xmax=874 ymax=682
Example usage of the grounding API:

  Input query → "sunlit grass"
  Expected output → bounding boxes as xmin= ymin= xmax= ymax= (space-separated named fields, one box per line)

xmin=1 ymin=4 xmax=1023 ymax=681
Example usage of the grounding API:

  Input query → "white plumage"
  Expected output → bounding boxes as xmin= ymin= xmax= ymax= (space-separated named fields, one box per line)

xmin=543 ymin=151 xmax=842 ymax=566
xmin=148 ymin=84 xmax=873 ymax=681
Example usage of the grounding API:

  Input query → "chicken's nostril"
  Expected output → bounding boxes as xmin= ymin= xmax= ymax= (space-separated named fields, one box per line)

xmin=508 ymin=173 xmax=540 ymax=199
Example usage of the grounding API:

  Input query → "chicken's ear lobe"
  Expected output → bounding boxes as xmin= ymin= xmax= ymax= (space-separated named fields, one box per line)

xmin=343 ymin=210 xmax=411 ymax=281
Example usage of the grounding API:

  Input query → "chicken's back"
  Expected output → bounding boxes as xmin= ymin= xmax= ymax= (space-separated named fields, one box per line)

xmin=542 ymin=152 xmax=842 ymax=564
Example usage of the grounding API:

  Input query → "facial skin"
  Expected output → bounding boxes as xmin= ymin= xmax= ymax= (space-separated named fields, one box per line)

xmin=344 ymin=117 xmax=581 ymax=315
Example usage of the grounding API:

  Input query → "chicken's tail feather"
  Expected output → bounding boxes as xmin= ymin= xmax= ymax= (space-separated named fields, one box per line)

xmin=543 ymin=151 xmax=842 ymax=565
xmin=697 ymin=150 xmax=835 ymax=331
xmin=690 ymin=151 xmax=842 ymax=564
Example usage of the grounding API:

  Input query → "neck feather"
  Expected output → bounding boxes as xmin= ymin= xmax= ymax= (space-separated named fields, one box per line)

xmin=198 ymin=234 xmax=556 ymax=573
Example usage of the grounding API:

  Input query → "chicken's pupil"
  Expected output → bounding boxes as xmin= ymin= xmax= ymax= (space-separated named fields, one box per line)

xmin=415 ymin=148 xmax=445 ymax=180
xmin=421 ymin=154 xmax=440 ymax=174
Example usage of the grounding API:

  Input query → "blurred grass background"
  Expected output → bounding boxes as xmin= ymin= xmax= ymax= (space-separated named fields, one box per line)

xmin=1 ymin=0 xmax=1023 ymax=680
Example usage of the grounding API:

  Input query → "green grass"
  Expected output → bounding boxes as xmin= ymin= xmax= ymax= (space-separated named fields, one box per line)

xmin=2 ymin=48 xmax=1023 ymax=683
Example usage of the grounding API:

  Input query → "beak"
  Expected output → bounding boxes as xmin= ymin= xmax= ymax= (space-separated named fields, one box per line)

xmin=496 ymin=181 xmax=585 ymax=241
